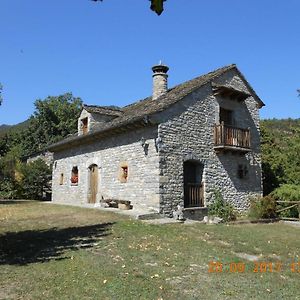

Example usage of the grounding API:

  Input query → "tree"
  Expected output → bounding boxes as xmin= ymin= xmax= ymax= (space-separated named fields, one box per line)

xmin=21 ymin=93 xmax=82 ymax=156
xmin=92 ymin=0 xmax=167 ymax=15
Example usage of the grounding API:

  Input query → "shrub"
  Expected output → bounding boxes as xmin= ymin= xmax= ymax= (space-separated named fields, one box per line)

xmin=271 ymin=184 xmax=300 ymax=218
xmin=208 ymin=190 xmax=237 ymax=222
xmin=248 ymin=195 xmax=277 ymax=219
xmin=19 ymin=159 xmax=51 ymax=200
xmin=0 ymin=178 xmax=20 ymax=199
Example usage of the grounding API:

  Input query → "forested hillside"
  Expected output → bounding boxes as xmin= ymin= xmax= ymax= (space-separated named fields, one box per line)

xmin=0 ymin=120 xmax=31 ymax=139
xmin=261 ymin=119 xmax=300 ymax=195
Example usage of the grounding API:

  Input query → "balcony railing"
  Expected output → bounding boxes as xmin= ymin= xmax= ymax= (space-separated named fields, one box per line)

xmin=184 ymin=183 xmax=204 ymax=208
xmin=214 ymin=123 xmax=251 ymax=151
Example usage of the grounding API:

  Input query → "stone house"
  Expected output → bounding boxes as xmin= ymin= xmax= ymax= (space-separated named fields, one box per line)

xmin=48 ymin=63 xmax=265 ymax=217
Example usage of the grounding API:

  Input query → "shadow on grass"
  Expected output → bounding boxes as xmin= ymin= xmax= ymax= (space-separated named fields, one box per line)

xmin=0 ymin=200 xmax=33 ymax=205
xmin=0 ymin=223 xmax=114 ymax=266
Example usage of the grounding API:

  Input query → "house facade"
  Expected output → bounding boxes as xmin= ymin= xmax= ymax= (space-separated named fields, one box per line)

xmin=48 ymin=64 xmax=264 ymax=217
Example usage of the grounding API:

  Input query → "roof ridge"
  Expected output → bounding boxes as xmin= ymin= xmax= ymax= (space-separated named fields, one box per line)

xmin=122 ymin=64 xmax=236 ymax=109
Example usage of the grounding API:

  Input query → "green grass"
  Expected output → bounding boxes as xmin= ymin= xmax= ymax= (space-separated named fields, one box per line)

xmin=1 ymin=201 xmax=300 ymax=299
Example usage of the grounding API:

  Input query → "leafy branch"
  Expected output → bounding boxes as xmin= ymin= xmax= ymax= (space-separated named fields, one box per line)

xmin=91 ymin=0 xmax=167 ymax=15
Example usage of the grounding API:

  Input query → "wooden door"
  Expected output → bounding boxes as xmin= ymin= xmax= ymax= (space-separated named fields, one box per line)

xmin=89 ymin=165 xmax=98 ymax=203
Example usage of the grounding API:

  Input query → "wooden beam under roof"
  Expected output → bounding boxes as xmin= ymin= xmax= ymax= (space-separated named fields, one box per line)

xmin=212 ymin=83 xmax=251 ymax=102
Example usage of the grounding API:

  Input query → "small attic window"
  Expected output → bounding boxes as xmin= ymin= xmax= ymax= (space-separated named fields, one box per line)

xmin=122 ymin=166 xmax=128 ymax=180
xmin=81 ymin=118 xmax=88 ymax=134
xmin=71 ymin=166 xmax=79 ymax=185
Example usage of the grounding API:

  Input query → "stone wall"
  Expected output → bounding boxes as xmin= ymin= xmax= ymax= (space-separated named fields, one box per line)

xmin=157 ymin=69 xmax=262 ymax=215
xmin=52 ymin=126 xmax=160 ymax=211
xmin=27 ymin=151 xmax=53 ymax=166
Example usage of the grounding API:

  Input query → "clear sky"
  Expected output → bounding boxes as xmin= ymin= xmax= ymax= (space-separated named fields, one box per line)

xmin=0 ymin=0 xmax=299 ymax=125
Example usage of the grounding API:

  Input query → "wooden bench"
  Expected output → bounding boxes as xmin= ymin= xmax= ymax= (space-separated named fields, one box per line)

xmin=101 ymin=199 xmax=132 ymax=210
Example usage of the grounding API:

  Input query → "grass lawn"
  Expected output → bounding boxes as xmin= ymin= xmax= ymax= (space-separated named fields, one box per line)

xmin=1 ymin=201 xmax=300 ymax=300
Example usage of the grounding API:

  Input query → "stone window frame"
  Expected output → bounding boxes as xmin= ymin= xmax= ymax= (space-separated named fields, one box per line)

xmin=119 ymin=162 xmax=128 ymax=183
xmin=237 ymin=164 xmax=249 ymax=179
xmin=71 ymin=166 xmax=79 ymax=186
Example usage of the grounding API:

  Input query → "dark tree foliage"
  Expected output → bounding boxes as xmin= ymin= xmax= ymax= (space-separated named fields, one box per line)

xmin=149 ymin=0 xmax=166 ymax=15
xmin=0 ymin=134 xmax=9 ymax=157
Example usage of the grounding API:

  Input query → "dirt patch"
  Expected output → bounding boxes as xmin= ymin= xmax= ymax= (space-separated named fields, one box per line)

xmin=233 ymin=252 xmax=262 ymax=261
xmin=0 ymin=283 xmax=18 ymax=300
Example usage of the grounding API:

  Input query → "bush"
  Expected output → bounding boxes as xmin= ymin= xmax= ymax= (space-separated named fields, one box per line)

xmin=19 ymin=159 xmax=51 ymax=200
xmin=208 ymin=190 xmax=237 ymax=222
xmin=0 ymin=178 xmax=20 ymax=199
xmin=248 ymin=195 xmax=277 ymax=219
xmin=271 ymin=184 xmax=300 ymax=218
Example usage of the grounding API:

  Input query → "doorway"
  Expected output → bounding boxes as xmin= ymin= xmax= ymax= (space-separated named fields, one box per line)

xmin=88 ymin=164 xmax=98 ymax=204
xmin=183 ymin=160 xmax=204 ymax=208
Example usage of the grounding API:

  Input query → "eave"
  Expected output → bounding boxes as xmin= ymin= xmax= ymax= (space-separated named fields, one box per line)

xmin=48 ymin=116 xmax=156 ymax=152
xmin=212 ymin=83 xmax=251 ymax=102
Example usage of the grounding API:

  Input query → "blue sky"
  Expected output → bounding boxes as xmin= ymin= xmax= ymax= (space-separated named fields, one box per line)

xmin=0 ymin=0 xmax=299 ymax=125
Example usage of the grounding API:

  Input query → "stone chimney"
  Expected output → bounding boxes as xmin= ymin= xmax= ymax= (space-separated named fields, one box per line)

xmin=152 ymin=62 xmax=169 ymax=100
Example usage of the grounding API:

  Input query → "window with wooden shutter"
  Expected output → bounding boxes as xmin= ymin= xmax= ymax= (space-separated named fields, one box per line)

xmin=71 ymin=166 xmax=79 ymax=185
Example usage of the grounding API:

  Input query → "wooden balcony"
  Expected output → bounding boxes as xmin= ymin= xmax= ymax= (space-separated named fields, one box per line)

xmin=214 ymin=123 xmax=251 ymax=153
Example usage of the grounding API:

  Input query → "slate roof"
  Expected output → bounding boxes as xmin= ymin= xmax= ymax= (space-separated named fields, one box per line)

xmin=48 ymin=64 xmax=264 ymax=151
xmin=83 ymin=105 xmax=123 ymax=117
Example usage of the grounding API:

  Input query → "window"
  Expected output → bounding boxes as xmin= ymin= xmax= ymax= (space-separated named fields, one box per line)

xmin=71 ymin=166 xmax=79 ymax=185
xmin=81 ymin=118 xmax=88 ymax=134
xmin=220 ymin=108 xmax=233 ymax=126
xmin=59 ymin=173 xmax=64 ymax=185
xmin=122 ymin=166 xmax=128 ymax=180
xmin=119 ymin=163 xmax=128 ymax=183
xmin=237 ymin=164 xmax=248 ymax=179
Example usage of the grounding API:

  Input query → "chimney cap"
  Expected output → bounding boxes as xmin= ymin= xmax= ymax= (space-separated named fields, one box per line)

xmin=152 ymin=62 xmax=169 ymax=74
